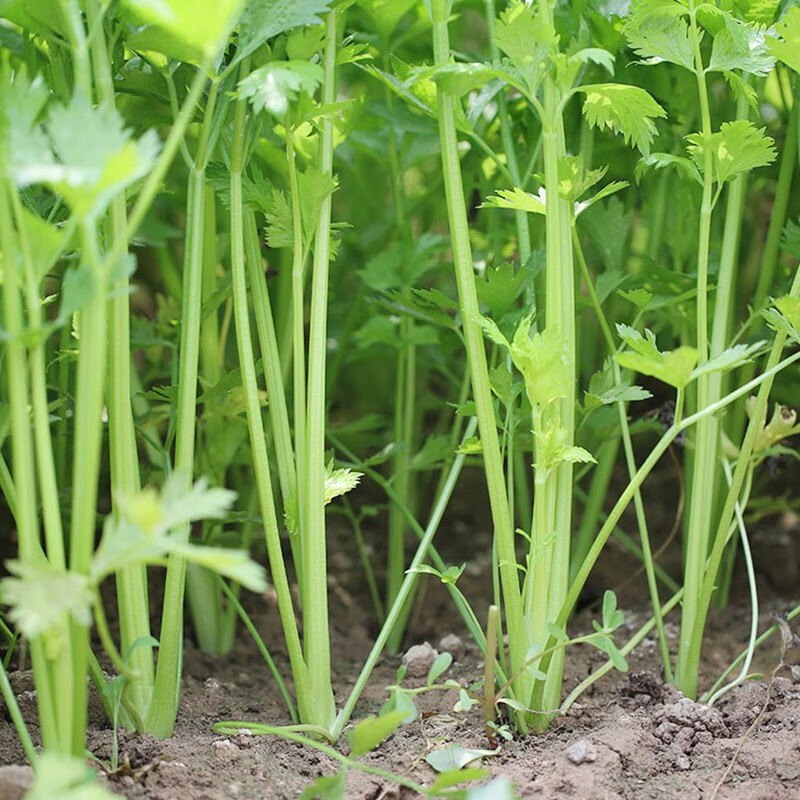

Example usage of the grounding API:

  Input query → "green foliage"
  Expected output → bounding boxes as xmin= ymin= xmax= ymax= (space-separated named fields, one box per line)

xmin=624 ymin=0 xmax=694 ymax=70
xmin=481 ymin=187 xmax=546 ymax=215
xmin=346 ymin=710 xmax=407 ymax=756
xmin=120 ymin=0 xmax=244 ymax=62
xmin=0 ymin=563 xmax=92 ymax=655
xmin=494 ymin=4 xmax=557 ymax=97
xmin=425 ymin=745 xmax=499 ymax=773
xmin=239 ymin=62 xmax=325 ymax=117
xmin=615 ymin=324 xmax=699 ymax=389
xmin=686 ymin=121 xmax=776 ymax=186
xmin=24 ymin=93 xmax=159 ymax=220
xmin=584 ymin=359 xmax=652 ymax=411
xmin=477 ymin=316 xmax=572 ymax=409
xmin=707 ymin=16 xmax=774 ymax=75
xmin=236 ymin=0 xmax=333 ymax=66
xmin=578 ymin=84 xmax=666 ymax=155
xmin=768 ymin=6 xmax=800 ymax=74
xmin=477 ymin=260 xmax=538 ymax=318
xmin=427 ymin=652 xmax=453 ymax=685
xmin=299 ymin=771 xmax=346 ymax=800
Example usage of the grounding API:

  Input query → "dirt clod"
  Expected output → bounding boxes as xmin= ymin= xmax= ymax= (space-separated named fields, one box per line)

xmin=0 ymin=765 xmax=33 ymax=800
xmin=401 ymin=642 xmax=438 ymax=679
xmin=567 ymin=740 xmax=598 ymax=765
xmin=438 ymin=634 xmax=464 ymax=658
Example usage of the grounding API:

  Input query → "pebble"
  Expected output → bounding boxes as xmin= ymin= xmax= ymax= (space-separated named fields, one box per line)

xmin=213 ymin=739 xmax=240 ymax=762
xmin=675 ymin=753 xmax=691 ymax=771
xmin=438 ymin=634 xmax=464 ymax=658
xmin=402 ymin=642 xmax=438 ymax=679
xmin=567 ymin=740 xmax=597 ymax=765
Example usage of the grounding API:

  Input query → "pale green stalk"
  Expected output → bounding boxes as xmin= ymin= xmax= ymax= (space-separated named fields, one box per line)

xmin=147 ymin=79 xmax=220 ymax=738
xmin=11 ymin=190 xmax=65 ymax=570
xmin=675 ymin=0 xmax=721 ymax=697
xmin=429 ymin=0 xmax=527 ymax=705
xmin=681 ymin=266 xmax=800 ymax=690
xmin=286 ymin=127 xmax=308 ymax=587
xmin=0 ymin=180 xmax=61 ymax=753
xmin=301 ymin=8 xmax=339 ymax=729
xmin=226 ymin=67 xmax=313 ymax=725
xmin=67 ymin=219 xmax=110 ymax=753
xmin=525 ymin=0 xmax=576 ymax=726
xmin=85 ymin=0 xmax=153 ymax=716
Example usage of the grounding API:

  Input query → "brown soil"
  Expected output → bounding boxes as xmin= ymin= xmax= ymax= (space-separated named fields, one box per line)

xmin=1 ymin=483 xmax=799 ymax=800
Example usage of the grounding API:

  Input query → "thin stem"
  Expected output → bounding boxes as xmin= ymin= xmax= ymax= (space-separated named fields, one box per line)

xmin=573 ymin=226 xmax=672 ymax=681
xmin=683 ymin=267 xmax=800 ymax=691
xmin=301 ymin=8 xmax=339 ymax=730
xmin=147 ymin=80 xmax=220 ymax=738
xmin=429 ymin=0 xmax=525 ymax=703
xmin=704 ymin=460 xmax=757 ymax=706
xmin=676 ymin=0 xmax=719 ymax=697
xmin=85 ymin=0 xmax=153 ymax=718
xmin=331 ymin=417 xmax=479 ymax=740
xmin=215 ymin=577 xmax=298 ymax=723
xmin=226 ymin=68 xmax=313 ymax=725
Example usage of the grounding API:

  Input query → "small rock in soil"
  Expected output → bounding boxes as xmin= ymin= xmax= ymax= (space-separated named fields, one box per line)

xmin=567 ymin=740 xmax=597 ymax=765
xmin=675 ymin=753 xmax=691 ymax=771
xmin=213 ymin=739 xmax=240 ymax=762
xmin=402 ymin=642 xmax=438 ymax=679
xmin=438 ymin=634 xmax=464 ymax=658
xmin=0 ymin=765 xmax=33 ymax=800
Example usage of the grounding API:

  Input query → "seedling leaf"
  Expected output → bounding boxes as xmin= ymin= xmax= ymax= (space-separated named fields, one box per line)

xmin=299 ymin=771 xmax=346 ymax=800
xmin=454 ymin=689 xmax=476 ymax=712
xmin=601 ymin=590 xmax=625 ymax=630
xmin=347 ymin=710 xmax=407 ymax=756
xmin=547 ymin=622 xmax=569 ymax=643
xmin=425 ymin=745 xmax=499 ymax=773
xmin=432 ymin=767 xmax=490 ymax=792
xmin=380 ymin=688 xmax=418 ymax=723
xmin=588 ymin=633 xmax=629 ymax=672
xmin=427 ymin=652 xmax=453 ymax=685
xmin=465 ymin=777 xmax=516 ymax=800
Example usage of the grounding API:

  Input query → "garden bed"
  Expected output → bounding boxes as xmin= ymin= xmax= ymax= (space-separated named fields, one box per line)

xmin=2 ymin=512 xmax=798 ymax=800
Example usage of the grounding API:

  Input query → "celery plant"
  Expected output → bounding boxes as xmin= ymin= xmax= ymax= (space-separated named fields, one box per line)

xmin=427 ymin=0 xmax=665 ymax=728
xmin=624 ymin=0 xmax=781 ymax=698
xmin=0 ymin=0 xmax=270 ymax=759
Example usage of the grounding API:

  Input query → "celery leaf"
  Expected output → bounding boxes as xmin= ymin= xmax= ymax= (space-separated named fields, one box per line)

xmin=579 ymin=83 xmax=666 ymax=155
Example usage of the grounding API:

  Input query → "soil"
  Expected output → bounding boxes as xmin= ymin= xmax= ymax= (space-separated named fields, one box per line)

xmin=1 ymin=473 xmax=799 ymax=800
